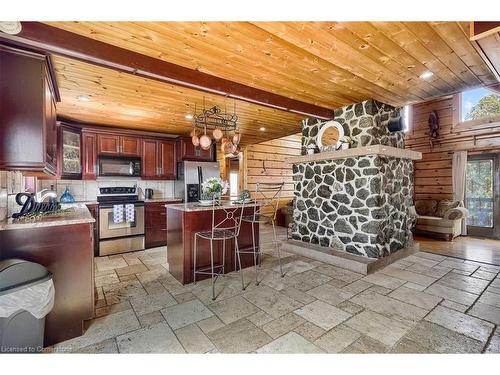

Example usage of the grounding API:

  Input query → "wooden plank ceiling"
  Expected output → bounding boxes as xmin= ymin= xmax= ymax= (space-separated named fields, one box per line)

xmin=52 ymin=55 xmax=304 ymax=145
xmin=45 ymin=21 xmax=498 ymax=142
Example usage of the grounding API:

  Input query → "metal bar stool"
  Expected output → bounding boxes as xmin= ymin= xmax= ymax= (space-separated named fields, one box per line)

xmin=193 ymin=196 xmax=246 ymax=300
xmin=236 ymin=182 xmax=284 ymax=287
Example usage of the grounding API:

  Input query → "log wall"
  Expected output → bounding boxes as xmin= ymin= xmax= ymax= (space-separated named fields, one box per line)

xmin=405 ymin=94 xmax=500 ymax=201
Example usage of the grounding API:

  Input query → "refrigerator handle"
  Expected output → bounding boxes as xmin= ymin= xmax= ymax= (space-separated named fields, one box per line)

xmin=198 ymin=166 xmax=203 ymax=199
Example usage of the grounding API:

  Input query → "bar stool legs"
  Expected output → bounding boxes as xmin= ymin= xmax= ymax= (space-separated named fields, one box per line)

xmin=210 ymin=240 xmax=215 ymax=300
xmin=272 ymin=220 xmax=284 ymax=278
xmin=251 ymin=222 xmax=259 ymax=285
xmin=235 ymin=237 xmax=245 ymax=290
xmin=193 ymin=235 xmax=198 ymax=284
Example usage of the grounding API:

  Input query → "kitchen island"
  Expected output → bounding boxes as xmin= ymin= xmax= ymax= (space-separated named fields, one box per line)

xmin=0 ymin=204 xmax=95 ymax=346
xmin=167 ymin=202 xmax=260 ymax=284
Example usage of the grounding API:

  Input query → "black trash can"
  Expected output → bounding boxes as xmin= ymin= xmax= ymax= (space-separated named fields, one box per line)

xmin=0 ymin=259 xmax=54 ymax=353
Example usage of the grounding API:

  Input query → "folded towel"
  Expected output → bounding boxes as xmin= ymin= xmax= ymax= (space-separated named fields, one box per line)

xmin=113 ymin=204 xmax=124 ymax=223
xmin=125 ymin=203 xmax=135 ymax=223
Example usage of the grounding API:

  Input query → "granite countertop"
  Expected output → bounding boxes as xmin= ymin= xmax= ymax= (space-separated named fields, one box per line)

xmin=0 ymin=203 xmax=95 ymax=231
xmin=167 ymin=201 xmax=260 ymax=212
xmin=145 ymin=197 xmax=183 ymax=203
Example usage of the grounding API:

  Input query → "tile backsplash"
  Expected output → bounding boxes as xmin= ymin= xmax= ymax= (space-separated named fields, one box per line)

xmin=0 ymin=170 xmax=28 ymax=220
xmin=1 ymin=171 xmax=176 ymax=220
xmin=38 ymin=179 xmax=175 ymax=202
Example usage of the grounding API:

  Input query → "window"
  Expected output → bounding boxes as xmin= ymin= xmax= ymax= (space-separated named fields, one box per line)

xmin=402 ymin=105 xmax=411 ymax=132
xmin=229 ymin=171 xmax=239 ymax=197
xmin=460 ymin=87 xmax=500 ymax=122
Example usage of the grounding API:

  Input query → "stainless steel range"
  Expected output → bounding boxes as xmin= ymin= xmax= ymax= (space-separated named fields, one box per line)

xmin=97 ymin=186 xmax=145 ymax=256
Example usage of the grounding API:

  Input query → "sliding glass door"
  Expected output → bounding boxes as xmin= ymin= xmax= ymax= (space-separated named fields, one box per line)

xmin=465 ymin=154 xmax=500 ymax=238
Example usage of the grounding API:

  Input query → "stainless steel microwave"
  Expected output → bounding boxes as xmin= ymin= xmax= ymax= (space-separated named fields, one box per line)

xmin=98 ymin=156 xmax=141 ymax=177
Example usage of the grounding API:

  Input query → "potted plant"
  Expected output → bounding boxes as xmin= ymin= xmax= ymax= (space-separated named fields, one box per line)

xmin=199 ymin=177 xmax=229 ymax=205
xmin=339 ymin=136 xmax=354 ymax=150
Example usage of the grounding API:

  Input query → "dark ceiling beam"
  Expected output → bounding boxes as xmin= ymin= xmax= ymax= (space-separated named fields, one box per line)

xmin=0 ymin=22 xmax=333 ymax=120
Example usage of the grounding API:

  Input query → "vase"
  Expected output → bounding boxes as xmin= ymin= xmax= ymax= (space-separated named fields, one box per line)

xmin=60 ymin=186 xmax=75 ymax=203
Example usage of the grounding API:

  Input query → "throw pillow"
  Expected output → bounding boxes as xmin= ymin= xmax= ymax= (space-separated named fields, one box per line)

xmin=415 ymin=200 xmax=438 ymax=216
xmin=435 ymin=200 xmax=460 ymax=218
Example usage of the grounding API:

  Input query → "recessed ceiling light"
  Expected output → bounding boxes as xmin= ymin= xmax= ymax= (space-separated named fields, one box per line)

xmin=77 ymin=95 xmax=91 ymax=102
xmin=259 ymin=127 xmax=266 ymax=131
xmin=185 ymin=114 xmax=193 ymax=120
xmin=419 ymin=71 xmax=434 ymax=80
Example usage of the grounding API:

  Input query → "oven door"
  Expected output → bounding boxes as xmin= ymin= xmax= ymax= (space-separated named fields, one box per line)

xmin=99 ymin=205 xmax=145 ymax=239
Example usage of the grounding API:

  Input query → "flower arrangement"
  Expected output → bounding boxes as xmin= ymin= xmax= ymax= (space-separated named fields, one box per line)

xmin=201 ymin=177 xmax=229 ymax=199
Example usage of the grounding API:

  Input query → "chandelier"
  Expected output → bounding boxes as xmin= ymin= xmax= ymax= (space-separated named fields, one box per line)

xmin=190 ymin=103 xmax=241 ymax=156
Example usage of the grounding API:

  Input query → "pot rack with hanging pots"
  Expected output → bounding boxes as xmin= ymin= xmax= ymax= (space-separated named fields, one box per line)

xmin=190 ymin=99 xmax=241 ymax=157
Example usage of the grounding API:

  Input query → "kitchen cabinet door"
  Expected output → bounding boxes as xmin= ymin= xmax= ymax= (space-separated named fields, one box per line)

xmin=120 ymin=136 xmax=141 ymax=156
xmin=177 ymin=137 xmax=215 ymax=161
xmin=145 ymin=202 xmax=168 ymax=248
xmin=97 ymin=134 xmax=120 ymax=155
xmin=158 ymin=140 xmax=177 ymax=179
xmin=82 ymin=132 xmax=97 ymax=180
xmin=44 ymin=76 xmax=58 ymax=174
xmin=141 ymin=139 xmax=159 ymax=179
xmin=59 ymin=125 xmax=82 ymax=179
xmin=0 ymin=46 xmax=58 ymax=175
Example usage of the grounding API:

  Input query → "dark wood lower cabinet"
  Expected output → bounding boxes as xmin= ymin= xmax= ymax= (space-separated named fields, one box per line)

xmin=86 ymin=204 xmax=99 ymax=256
xmin=0 ymin=223 xmax=94 ymax=346
xmin=145 ymin=201 xmax=179 ymax=248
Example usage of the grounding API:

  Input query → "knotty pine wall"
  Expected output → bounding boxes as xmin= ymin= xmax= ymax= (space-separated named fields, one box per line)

xmin=405 ymin=94 xmax=500 ymax=201
xmin=243 ymin=134 xmax=301 ymax=206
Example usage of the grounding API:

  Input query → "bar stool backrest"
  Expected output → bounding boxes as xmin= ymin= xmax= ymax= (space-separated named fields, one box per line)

xmin=251 ymin=182 xmax=284 ymax=221
xmin=207 ymin=196 xmax=247 ymax=239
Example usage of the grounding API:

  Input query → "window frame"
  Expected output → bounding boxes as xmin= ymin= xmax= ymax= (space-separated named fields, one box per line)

xmin=453 ymin=87 xmax=500 ymax=131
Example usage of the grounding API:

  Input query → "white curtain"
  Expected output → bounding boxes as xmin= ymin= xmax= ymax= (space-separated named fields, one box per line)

xmin=452 ymin=151 xmax=468 ymax=235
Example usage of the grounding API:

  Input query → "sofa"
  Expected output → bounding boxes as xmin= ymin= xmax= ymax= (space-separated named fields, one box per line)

xmin=410 ymin=199 xmax=469 ymax=241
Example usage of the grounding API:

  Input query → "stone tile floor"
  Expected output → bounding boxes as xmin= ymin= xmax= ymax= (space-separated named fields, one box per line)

xmin=51 ymin=225 xmax=500 ymax=353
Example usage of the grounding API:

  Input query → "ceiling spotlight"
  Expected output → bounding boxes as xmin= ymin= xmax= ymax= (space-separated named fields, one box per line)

xmin=419 ymin=71 xmax=434 ymax=80
xmin=259 ymin=127 xmax=266 ymax=131
xmin=185 ymin=114 xmax=193 ymax=120
xmin=77 ymin=95 xmax=91 ymax=102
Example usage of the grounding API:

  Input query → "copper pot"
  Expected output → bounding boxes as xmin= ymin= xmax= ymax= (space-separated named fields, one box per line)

xmin=232 ymin=131 xmax=241 ymax=145
xmin=212 ymin=128 xmax=223 ymax=141
xmin=191 ymin=134 xmax=200 ymax=147
xmin=199 ymin=134 xmax=212 ymax=150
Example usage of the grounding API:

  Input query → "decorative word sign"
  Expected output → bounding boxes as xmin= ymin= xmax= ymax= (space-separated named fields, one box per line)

xmin=11 ymin=193 xmax=60 ymax=219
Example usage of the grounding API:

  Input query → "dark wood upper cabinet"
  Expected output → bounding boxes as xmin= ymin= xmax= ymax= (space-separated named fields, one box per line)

xmin=159 ymin=140 xmax=177 ymax=179
xmin=120 ymin=136 xmax=141 ymax=156
xmin=0 ymin=45 xmax=59 ymax=175
xmin=141 ymin=138 xmax=177 ymax=180
xmin=177 ymin=137 xmax=215 ymax=162
xmin=57 ymin=124 xmax=82 ymax=179
xmin=97 ymin=134 xmax=120 ymax=155
xmin=98 ymin=134 xmax=141 ymax=156
xmin=141 ymin=138 xmax=159 ymax=179
xmin=82 ymin=131 xmax=97 ymax=180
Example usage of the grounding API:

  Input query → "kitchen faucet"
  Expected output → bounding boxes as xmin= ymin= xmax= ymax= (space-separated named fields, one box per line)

xmin=35 ymin=189 xmax=57 ymax=202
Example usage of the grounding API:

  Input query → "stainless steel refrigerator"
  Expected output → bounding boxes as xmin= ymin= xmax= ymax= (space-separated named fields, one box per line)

xmin=174 ymin=161 xmax=221 ymax=202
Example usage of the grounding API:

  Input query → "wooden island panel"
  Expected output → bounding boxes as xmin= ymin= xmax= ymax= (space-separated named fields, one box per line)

xmin=167 ymin=206 xmax=259 ymax=284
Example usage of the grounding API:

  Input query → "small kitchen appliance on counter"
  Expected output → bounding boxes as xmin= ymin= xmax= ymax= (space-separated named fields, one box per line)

xmin=144 ymin=188 xmax=154 ymax=200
